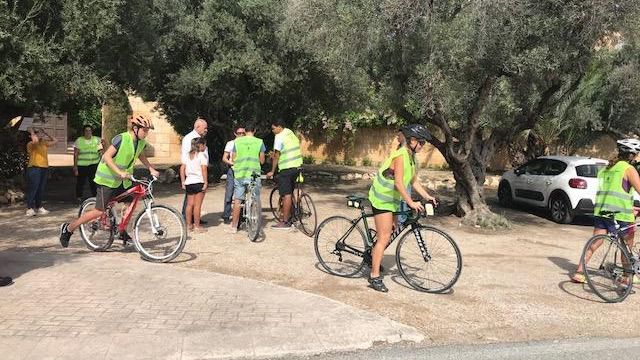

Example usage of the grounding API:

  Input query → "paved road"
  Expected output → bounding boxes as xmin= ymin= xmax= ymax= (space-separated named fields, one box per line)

xmin=0 ymin=251 xmax=422 ymax=359
xmin=286 ymin=337 xmax=640 ymax=360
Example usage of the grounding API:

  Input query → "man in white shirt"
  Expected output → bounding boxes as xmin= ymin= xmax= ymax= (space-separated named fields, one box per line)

xmin=181 ymin=117 xmax=209 ymax=222
xmin=221 ymin=125 xmax=245 ymax=224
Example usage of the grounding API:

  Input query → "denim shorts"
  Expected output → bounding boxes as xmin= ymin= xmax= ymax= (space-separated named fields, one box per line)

xmin=593 ymin=216 xmax=635 ymax=237
xmin=233 ymin=178 xmax=261 ymax=201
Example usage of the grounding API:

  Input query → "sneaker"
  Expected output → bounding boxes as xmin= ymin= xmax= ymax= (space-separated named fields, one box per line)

xmin=59 ymin=223 xmax=73 ymax=248
xmin=37 ymin=207 xmax=49 ymax=215
xmin=0 ymin=277 xmax=13 ymax=287
xmin=368 ymin=276 xmax=389 ymax=293
xmin=26 ymin=208 xmax=36 ymax=217
xmin=222 ymin=218 xmax=231 ymax=225
xmin=271 ymin=221 xmax=292 ymax=230
xmin=223 ymin=227 xmax=237 ymax=234
xmin=118 ymin=231 xmax=133 ymax=246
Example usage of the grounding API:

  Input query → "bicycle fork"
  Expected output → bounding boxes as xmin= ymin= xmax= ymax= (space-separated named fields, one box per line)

xmin=412 ymin=226 xmax=432 ymax=262
xmin=143 ymin=198 xmax=163 ymax=236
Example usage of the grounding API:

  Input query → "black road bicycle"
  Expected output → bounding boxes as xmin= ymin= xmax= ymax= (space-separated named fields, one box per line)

xmin=314 ymin=194 xmax=462 ymax=293
xmin=269 ymin=168 xmax=317 ymax=237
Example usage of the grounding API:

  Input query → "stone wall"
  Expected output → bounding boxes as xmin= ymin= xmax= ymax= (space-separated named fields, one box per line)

xmin=300 ymin=127 xmax=447 ymax=168
xmin=126 ymin=96 xmax=182 ymax=165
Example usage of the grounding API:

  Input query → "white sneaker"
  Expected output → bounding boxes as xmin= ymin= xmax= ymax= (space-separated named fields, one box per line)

xmin=37 ymin=207 xmax=49 ymax=215
xmin=26 ymin=208 xmax=36 ymax=217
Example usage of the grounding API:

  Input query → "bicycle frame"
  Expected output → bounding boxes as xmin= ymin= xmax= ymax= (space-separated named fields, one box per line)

xmin=335 ymin=206 xmax=431 ymax=263
xmin=104 ymin=177 xmax=155 ymax=234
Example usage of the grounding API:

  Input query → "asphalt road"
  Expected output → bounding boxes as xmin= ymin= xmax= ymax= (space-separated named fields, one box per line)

xmin=284 ymin=337 xmax=640 ymax=360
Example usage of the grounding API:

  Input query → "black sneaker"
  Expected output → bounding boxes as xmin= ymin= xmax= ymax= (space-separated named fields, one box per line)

xmin=368 ymin=276 xmax=389 ymax=292
xmin=59 ymin=223 xmax=73 ymax=248
xmin=119 ymin=231 xmax=133 ymax=246
xmin=222 ymin=218 xmax=231 ymax=225
xmin=0 ymin=276 xmax=13 ymax=287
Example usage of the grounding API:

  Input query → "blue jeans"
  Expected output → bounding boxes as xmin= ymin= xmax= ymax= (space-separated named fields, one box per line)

xmin=222 ymin=168 xmax=235 ymax=220
xmin=26 ymin=167 xmax=48 ymax=209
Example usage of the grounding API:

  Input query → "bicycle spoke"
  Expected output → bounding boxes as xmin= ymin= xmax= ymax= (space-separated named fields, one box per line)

xmin=134 ymin=205 xmax=186 ymax=263
xmin=314 ymin=216 xmax=366 ymax=277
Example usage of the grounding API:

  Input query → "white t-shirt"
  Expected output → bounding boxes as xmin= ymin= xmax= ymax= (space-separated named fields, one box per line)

xmin=183 ymin=152 xmax=208 ymax=185
xmin=224 ymin=140 xmax=235 ymax=154
xmin=181 ymin=130 xmax=209 ymax=165
xmin=273 ymin=132 xmax=285 ymax=152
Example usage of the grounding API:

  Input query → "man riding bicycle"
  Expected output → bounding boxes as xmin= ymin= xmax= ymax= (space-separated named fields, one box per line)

xmin=59 ymin=113 xmax=160 ymax=247
xmin=225 ymin=123 xmax=265 ymax=234
xmin=266 ymin=120 xmax=302 ymax=229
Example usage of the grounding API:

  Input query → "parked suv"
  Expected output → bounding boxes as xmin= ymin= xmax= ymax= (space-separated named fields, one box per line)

xmin=498 ymin=156 xmax=610 ymax=224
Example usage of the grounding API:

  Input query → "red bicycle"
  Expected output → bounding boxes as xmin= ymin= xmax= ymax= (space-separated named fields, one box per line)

xmin=77 ymin=176 xmax=187 ymax=263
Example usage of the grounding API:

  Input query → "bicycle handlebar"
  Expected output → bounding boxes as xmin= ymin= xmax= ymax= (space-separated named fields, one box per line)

xmin=130 ymin=175 xmax=158 ymax=185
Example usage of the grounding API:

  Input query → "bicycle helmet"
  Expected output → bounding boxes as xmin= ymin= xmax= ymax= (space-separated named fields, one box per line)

xmin=400 ymin=124 xmax=432 ymax=142
xmin=130 ymin=113 xmax=154 ymax=130
xmin=617 ymin=138 xmax=640 ymax=154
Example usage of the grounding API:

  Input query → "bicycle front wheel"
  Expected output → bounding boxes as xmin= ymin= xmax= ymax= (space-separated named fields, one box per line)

xmin=582 ymin=234 xmax=634 ymax=303
xmin=314 ymin=216 xmax=366 ymax=277
xmin=133 ymin=204 xmax=187 ymax=263
xmin=297 ymin=193 xmax=317 ymax=237
xmin=269 ymin=187 xmax=283 ymax=222
xmin=247 ymin=197 xmax=262 ymax=242
xmin=78 ymin=197 xmax=115 ymax=252
xmin=396 ymin=225 xmax=462 ymax=293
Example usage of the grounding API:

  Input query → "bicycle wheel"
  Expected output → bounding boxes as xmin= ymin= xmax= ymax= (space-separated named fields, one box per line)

xmin=314 ymin=216 xmax=366 ymax=277
xmin=133 ymin=204 xmax=187 ymax=263
xmin=297 ymin=193 xmax=318 ymax=237
xmin=78 ymin=197 xmax=115 ymax=251
xmin=582 ymin=234 xmax=634 ymax=303
xmin=269 ymin=187 xmax=283 ymax=221
xmin=396 ymin=225 xmax=462 ymax=293
xmin=247 ymin=196 xmax=262 ymax=242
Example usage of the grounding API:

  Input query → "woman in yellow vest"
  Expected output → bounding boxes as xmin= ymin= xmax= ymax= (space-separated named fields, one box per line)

xmin=367 ymin=124 xmax=438 ymax=292
xmin=571 ymin=138 xmax=640 ymax=284
xmin=73 ymin=125 xmax=104 ymax=202
xmin=59 ymin=114 xmax=160 ymax=248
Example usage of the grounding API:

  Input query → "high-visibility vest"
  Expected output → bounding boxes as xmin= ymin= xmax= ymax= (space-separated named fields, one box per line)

xmin=368 ymin=146 xmax=415 ymax=212
xmin=94 ymin=132 xmax=146 ymax=189
xmin=75 ymin=136 xmax=101 ymax=166
xmin=594 ymin=160 xmax=635 ymax=222
xmin=233 ymin=136 xmax=263 ymax=181
xmin=277 ymin=128 xmax=302 ymax=170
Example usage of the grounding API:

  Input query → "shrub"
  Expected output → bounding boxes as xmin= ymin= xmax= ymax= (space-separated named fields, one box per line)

xmin=343 ymin=158 xmax=356 ymax=166
xmin=303 ymin=155 xmax=316 ymax=164
xmin=361 ymin=157 xmax=372 ymax=167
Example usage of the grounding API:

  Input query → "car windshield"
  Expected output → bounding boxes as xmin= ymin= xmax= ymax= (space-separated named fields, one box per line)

xmin=575 ymin=163 xmax=606 ymax=178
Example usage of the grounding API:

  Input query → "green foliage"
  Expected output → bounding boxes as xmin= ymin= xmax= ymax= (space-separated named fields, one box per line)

xmin=102 ymin=91 xmax=131 ymax=145
xmin=302 ymin=155 xmax=315 ymax=165
xmin=343 ymin=158 xmax=356 ymax=166
xmin=0 ymin=127 xmax=27 ymax=180
xmin=361 ymin=157 xmax=372 ymax=167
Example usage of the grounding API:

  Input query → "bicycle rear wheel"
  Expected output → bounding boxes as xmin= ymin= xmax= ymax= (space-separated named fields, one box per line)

xmin=133 ymin=204 xmax=187 ymax=263
xmin=269 ymin=187 xmax=283 ymax=222
xmin=297 ymin=193 xmax=317 ymax=237
xmin=396 ymin=225 xmax=462 ymax=293
xmin=582 ymin=234 xmax=634 ymax=303
xmin=247 ymin=196 xmax=262 ymax=242
xmin=314 ymin=216 xmax=366 ymax=277
xmin=78 ymin=197 xmax=115 ymax=251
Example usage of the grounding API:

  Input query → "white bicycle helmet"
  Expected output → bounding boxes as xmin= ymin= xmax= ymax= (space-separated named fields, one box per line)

xmin=617 ymin=138 xmax=640 ymax=154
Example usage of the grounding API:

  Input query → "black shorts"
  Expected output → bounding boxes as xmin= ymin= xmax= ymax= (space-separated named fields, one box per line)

xmin=372 ymin=206 xmax=393 ymax=216
xmin=95 ymin=185 xmax=130 ymax=211
xmin=185 ymin=183 xmax=204 ymax=194
xmin=277 ymin=168 xmax=300 ymax=196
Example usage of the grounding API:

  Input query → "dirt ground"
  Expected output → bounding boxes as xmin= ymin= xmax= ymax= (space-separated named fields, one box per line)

xmin=1 ymin=174 xmax=639 ymax=346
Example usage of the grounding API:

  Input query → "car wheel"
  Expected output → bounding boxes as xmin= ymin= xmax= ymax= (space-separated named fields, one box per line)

xmin=549 ymin=193 xmax=573 ymax=224
xmin=498 ymin=181 xmax=513 ymax=207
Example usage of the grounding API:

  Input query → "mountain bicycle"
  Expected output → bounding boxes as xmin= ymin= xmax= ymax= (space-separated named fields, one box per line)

xmin=580 ymin=210 xmax=640 ymax=302
xmin=77 ymin=175 xmax=187 ymax=263
xmin=314 ymin=194 xmax=462 ymax=293
xmin=269 ymin=168 xmax=317 ymax=236
xmin=236 ymin=172 xmax=262 ymax=242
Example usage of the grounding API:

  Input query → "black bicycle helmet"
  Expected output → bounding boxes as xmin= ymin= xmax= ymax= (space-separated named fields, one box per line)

xmin=400 ymin=124 xmax=432 ymax=142
xmin=130 ymin=113 xmax=154 ymax=130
